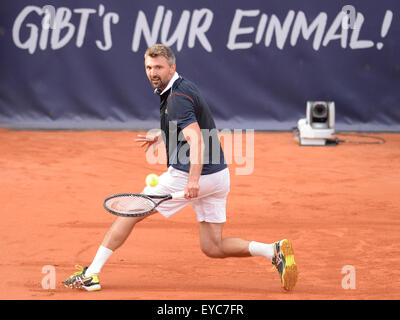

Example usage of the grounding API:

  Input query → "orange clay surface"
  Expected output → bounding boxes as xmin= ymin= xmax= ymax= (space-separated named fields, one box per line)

xmin=0 ymin=129 xmax=399 ymax=300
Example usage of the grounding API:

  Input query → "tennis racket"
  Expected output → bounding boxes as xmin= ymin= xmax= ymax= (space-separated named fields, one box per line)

xmin=103 ymin=191 xmax=185 ymax=217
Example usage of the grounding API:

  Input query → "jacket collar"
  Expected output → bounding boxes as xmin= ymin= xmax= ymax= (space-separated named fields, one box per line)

xmin=154 ymin=72 xmax=180 ymax=95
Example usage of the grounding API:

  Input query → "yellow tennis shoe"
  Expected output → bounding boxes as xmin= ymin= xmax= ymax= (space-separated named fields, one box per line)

xmin=63 ymin=265 xmax=101 ymax=291
xmin=272 ymin=239 xmax=298 ymax=291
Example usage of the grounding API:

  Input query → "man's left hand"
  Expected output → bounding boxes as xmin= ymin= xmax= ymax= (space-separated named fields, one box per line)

xmin=185 ymin=181 xmax=200 ymax=199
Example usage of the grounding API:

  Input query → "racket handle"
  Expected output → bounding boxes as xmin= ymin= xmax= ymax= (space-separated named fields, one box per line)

xmin=171 ymin=191 xmax=185 ymax=199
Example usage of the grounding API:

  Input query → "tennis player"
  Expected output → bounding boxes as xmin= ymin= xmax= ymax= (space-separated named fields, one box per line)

xmin=63 ymin=44 xmax=298 ymax=292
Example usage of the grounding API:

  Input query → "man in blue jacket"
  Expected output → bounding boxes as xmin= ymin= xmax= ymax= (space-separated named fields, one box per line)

xmin=63 ymin=44 xmax=298 ymax=293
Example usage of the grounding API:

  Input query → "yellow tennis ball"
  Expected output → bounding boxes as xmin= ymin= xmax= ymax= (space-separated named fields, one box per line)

xmin=145 ymin=173 xmax=159 ymax=187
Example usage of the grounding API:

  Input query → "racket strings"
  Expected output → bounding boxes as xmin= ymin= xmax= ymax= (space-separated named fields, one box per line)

xmin=105 ymin=195 xmax=155 ymax=215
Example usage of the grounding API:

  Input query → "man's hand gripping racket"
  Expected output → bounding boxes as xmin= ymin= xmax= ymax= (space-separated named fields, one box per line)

xmin=104 ymin=191 xmax=185 ymax=217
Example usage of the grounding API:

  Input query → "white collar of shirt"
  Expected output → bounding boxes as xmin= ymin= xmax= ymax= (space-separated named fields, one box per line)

xmin=155 ymin=72 xmax=180 ymax=95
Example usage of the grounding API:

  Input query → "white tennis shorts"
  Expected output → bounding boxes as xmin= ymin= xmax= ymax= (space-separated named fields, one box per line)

xmin=142 ymin=166 xmax=230 ymax=223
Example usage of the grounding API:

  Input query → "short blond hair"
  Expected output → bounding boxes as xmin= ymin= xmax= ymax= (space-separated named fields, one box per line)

xmin=144 ymin=44 xmax=176 ymax=65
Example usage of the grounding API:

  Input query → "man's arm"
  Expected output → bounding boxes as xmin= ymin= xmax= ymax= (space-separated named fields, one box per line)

xmin=182 ymin=121 xmax=204 ymax=199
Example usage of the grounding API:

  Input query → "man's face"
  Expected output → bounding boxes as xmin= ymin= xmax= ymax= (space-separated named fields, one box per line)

xmin=145 ymin=55 xmax=176 ymax=91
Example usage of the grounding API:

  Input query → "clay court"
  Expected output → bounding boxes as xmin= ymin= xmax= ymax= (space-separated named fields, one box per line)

xmin=1 ymin=129 xmax=399 ymax=300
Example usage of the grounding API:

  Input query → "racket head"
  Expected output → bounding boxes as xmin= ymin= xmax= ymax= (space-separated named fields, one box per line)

xmin=103 ymin=193 xmax=158 ymax=217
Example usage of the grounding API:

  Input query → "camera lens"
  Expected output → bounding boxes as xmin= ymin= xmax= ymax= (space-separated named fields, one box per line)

xmin=312 ymin=103 xmax=328 ymax=121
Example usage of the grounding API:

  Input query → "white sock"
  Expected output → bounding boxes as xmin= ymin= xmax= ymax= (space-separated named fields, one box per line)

xmin=249 ymin=241 xmax=274 ymax=260
xmin=85 ymin=245 xmax=113 ymax=276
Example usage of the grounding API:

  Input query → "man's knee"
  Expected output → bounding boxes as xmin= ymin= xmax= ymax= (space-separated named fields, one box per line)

xmin=108 ymin=214 xmax=150 ymax=241
xmin=200 ymin=243 xmax=225 ymax=259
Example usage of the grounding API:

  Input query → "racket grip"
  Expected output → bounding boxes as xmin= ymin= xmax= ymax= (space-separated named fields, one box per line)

xmin=171 ymin=191 xmax=185 ymax=199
